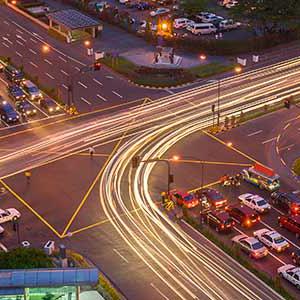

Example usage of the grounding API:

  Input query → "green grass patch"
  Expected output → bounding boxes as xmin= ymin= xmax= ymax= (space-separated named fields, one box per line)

xmin=189 ymin=62 xmax=235 ymax=78
xmin=292 ymin=158 xmax=300 ymax=176
xmin=96 ymin=275 xmax=121 ymax=300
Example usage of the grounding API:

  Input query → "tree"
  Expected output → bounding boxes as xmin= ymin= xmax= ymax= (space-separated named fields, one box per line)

xmin=0 ymin=248 xmax=53 ymax=269
xmin=179 ymin=0 xmax=208 ymax=16
xmin=231 ymin=0 xmax=300 ymax=34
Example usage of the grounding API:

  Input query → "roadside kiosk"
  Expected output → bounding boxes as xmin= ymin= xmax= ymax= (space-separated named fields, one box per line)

xmin=242 ymin=163 xmax=280 ymax=192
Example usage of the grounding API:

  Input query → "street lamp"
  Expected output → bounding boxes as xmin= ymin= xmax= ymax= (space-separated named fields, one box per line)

xmin=84 ymin=40 xmax=91 ymax=48
xmin=42 ymin=44 xmax=50 ymax=53
xmin=199 ymin=54 xmax=206 ymax=61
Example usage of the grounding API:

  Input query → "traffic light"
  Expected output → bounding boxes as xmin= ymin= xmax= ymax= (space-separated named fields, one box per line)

xmin=284 ymin=99 xmax=291 ymax=109
xmin=93 ymin=61 xmax=101 ymax=71
xmin=132 ymin=156 xmax=141 ymax=168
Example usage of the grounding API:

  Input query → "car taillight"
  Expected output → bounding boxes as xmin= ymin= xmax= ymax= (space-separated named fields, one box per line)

xmin=246 ymin=219 xmax=251 ymax=226
xmin=232 ymin=221 xmax=235 ymax=226
xmin=257 ymin=216 xmax=261 ymax=221
xmin=221 ymin=224 xmax=224 ymax=229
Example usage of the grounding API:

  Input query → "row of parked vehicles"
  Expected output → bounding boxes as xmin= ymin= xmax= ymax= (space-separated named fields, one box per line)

xmin=169 ymin=163 xmax=300 ymax=289
xmin=0 ymin=64 xmax=61 ymax=124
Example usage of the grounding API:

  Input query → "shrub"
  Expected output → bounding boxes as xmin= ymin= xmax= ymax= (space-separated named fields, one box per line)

xmin=292 ymin=158 xmax=300 ymax=176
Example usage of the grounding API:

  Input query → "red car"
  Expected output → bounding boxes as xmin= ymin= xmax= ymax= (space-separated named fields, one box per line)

xmin=170 ymin=190 xmax=199 ymax=209
xmin=278 ymin=215 xmax=300 ymax=237
xmin=205 ymin=210 xmax=235 ymax=232
xmin=198 ymin=188 xmax=228 ymax=210
xmin=226 ymin=205 xmax=260 ymax=227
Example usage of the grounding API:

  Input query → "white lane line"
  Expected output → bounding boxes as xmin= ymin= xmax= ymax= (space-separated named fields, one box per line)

xmin=80 ymin=97 xmax=91 ymax=105
xmin=112 ymin=91 xmax=123 ymax=98
xmin=262 ymin=137 xmax=276 ymax=144
xmin=16 ymin=40 xmax=24 ymax=46
xmin=97 ymin=94 xmax=107 ymax=102
xmin=165 ymin=89 xmax=175 ymax=95
xmin=29 ymin=61 xmax=38 ymax=68
xmin=2 ymin=42 xmax=9 ymax=48
xmin=59 ymin=56 xmax=67 ymax=63
xmin=280 ymin=158 xmax=287 ymax=166
xmin=2 ymin=37 xmax=13 ymax=45
xmin=279 ymin=144 xmax=295 ymax=151
xmin=3 ymin=20 xmax=9 ymax=25
xmin=93 ymin=78 xmax=103 ymax=86
xmin=62 ymin=84 xmax=68 ymax=90
xmin=32 ymin=32 xmax=44 ymax=41
xmin=60 ymin=70 xmax=69 ymax=76
xmin=30 ymin=38 xmax=37 ymax=43
xmin=45 ymin=73 xmax=55 ymax=80
xmin=1 ymin=120 xmax=9 ymax=127
xmin=78 ymin=81 xmax=87 ymax=89
xmin=75 ymin=66 xmax=81 ymax=71
xmin=44 ymin=59 xmax=52 ymax=65
xmin=247 ymin=130 xmax=263 ymax=137
xmin=150 ymin=283 xmax=169 ymax=300
xmin=16 ymin=28 xmax=24 ymax=34
xmin=0 ymin=77 xmax=8 ymax=86
xmin=16 ymin=34 xmax=26 ymax=42
xmin=113 ymin=248 xmax=129 ymax=263
xmin=16 ymin=51 xmax=23 ymax=57
xmin=105 ymin=75 xmax=114 ymax=79
xmin=29 ymin=48 xmax=37 ymax=55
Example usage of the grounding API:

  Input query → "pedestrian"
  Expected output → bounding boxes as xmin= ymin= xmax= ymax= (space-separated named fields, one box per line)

xmin=25 ymin=170 xmax=31 ymax=184
xmin=88 ymin=146 xmax=95 ymax=159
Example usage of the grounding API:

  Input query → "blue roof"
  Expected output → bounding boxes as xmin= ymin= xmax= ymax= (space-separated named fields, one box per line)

xmin=0 ymin=268 xmax=99 ymax=288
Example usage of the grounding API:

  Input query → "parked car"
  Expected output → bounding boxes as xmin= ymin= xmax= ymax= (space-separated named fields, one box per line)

xmin=39 ymin=98 xmax=60 ymax=114
xmin=0 ymin=100 xmax=20 ymax=124
xmin=198 ymin=188 xmax=228 ymax=210
xmin=137 ymin=2 xmax=152 ymax=10
xmin=208 ymin=16 xmax=224 ymax=27
xmin=186 ymin=23 xmax=217 ymax=35
xmin=140 ymin=20 xmax=157 ymax=31
xmin=253 ymin=228 xmax=289 ymax=252
xmin=173 ymin=18 xmax=194 ymax=29
xmin=218 ymin=19 xmax=240 ymax=31
xmin=271 ymin=192 xmax=300 ymax=214
xmin=170 ymin=190 xmax=199 ymax=208
xmin=277 ymin=265 xmax=300 ymax=289
xmin=238 ymin=193 xmax=271 ymax=213
xmin=15 ymin=100 xmax=37 ymax=117
xmin=119 ymin=0 xmax=129 ymax=4
xmin=292 ymin=250 xmax=300 ymax=265
xmin=202 ymin=14 xmax=223 ymax=23
xmin=4 ymin=65 xmax=24 ymax=84
xmin=226 ymin=205 xmax=260 ymax=227
xmin=8 ymin=85 xmax=26 ymax=102
xmin=205 ymin=210 xmax=235 ymax=232
xmin=225 ymin=0 xmax=238 ymax=8
xmin=278 ymin=215 xmax=300 ymax=237
xmin=0 ymin=208 xmax=21 ymax=224
xmin=21 ymin=80 xmax=43 ymax=101
xmin=150 ymin=7 xmax=170 ymax=17
xmin=232 ymin=234 xmax=268 ymax=259
xmin=196 ymin=12 xmax=215 ymax=22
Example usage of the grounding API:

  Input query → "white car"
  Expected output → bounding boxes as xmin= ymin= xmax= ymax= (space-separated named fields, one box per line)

xmin=140 ymin=20 xmax=157 ymax=31
xmin=150 ymin=8 xmax=170 ymax=17
xmin=196 ymin=12 xmax=215 ymax=22
xmin=278 ymin=265 xmax=300 ymax=289
xmin=238 ymin=193 xmax=271 ymax=213
xmin=173 ymin=18 xmax=194 ymax=29
xmin=119 ymin=0 xmax=129 ymax=3
xmin=253 ymin=228 xmax=289 ymax=252
xmin=218 ymin=19 xmax=241 ymax=31
xmin=202 ymin=14 xmax=223 ymax=23
xmin=225 ymin=0 xmax=238 ymax=8
xmin=0 ymin=208 xmax=21 ymax=224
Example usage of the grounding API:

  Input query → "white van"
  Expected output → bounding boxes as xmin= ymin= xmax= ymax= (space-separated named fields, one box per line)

xmin=187 ymin=23 xmax=217 ymax=35
xmin=173 ymin=18 xmax=194 ymax=29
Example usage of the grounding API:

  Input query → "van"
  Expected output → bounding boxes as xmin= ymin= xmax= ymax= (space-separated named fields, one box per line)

xmin=21 ymin=80 xmax=43 ymax=101
xmin=173 ymin=18 xmax=194 ymax=29
xmin=187 ymin=23 xmax=217 ymax=35
xmin=4 ymin=65 xmax=24 ymax=84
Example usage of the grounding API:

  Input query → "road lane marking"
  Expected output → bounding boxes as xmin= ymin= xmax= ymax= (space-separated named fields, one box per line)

xmin=165 ymin=89 xmax=175 ymax=95
xmin=280 ymin=158 xmax=287 ymax=166
xmin=3 ymin=21 xmax=9 ymax=25
xmin=80 ymin=97 xmax=91 ymax=105
xmin=60 ymin=69 xmax=69 ymax=76
xmin=45 ymin=73 xmax=55 ymax=80
xmin=113 ymin=248 xmax=129 ymax=263
xmin=75 ymin=66 xmax=81 ymax=71
xmin=278 ymin=144 xmax=294 ymax=151
xmin=29 ymin=61 xmax=38 ymax=68
xmin=59 ymin=56 xmax=67 ymax=63
xmin=16 ymin=34 xmax=26 ymax=42
xmin=112 ymin=91 xmax=123 ymax=98
xmin=2 ymin=37 xmax=13 ymax=45
xmin=78 ymin=81 xmax=87 ymax=88
xmin=16 ymin=28 xmax=24 ymax=34
xmin=262 ymin=137 xmax=276 ymax=144
xmin=62 ymin=84 xmax=68 ymax=90
xmin=30 ymin=37 xmax=37 ymax=43
xmin=283 ymin=123 xmax=290 ymax=131
xmin=44 ymin=59 xmax=52 ymax=65
xmin=32 ymin=32 xmax=44 ymax=41
xmin=16 ymin=40 xmax=24 ymax=46
xmin=93 ymin=78 xmax=103 ymax=86
xmin=1 ymin=42 xmax=9 ymax=48
xmin=105 ymin=75 xmax=113 ymax=79
xmin=97 ymin=94 xmax=107 ymax=101
xmin=16 ymin=51 xmax=23 ymax=57
xmin=150 ymin=283 xmax=170 ymax=300
xmin=29 ymin=48 xmax=37 ymax=55
xmin=247 ymin=130 xmax=263 ymax=137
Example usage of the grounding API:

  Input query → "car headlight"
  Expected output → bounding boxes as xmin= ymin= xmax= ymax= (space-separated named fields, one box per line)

xmin=26 ymin=111 xmax=31 ymax=115
xmin=39 ymin=93 xmax=42 ymax=97
xmin=16 ymin=115 xmax=19 ymax=119
xmin=33 ymin=109 xmax=37 ymax=113
xmin=8 ymin=117 xmax=12 ymax=121
xmin=49 ymin=108 xmax=54 ymax=112
xmin=31 ymin=95 xmax=35 ymax=100
xmin=56 ymin=106 xmax=60 ymax=111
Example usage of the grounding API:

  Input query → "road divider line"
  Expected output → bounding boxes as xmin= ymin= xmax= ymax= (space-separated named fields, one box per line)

xmin=97 ymin=94 xmax=107 ymax=102
xmin=45 ymin=72 xmax=55 ymax=80
xmin=278 ymin=144 xmax=294 ymax=151
xmin=80 ymin=97 xmax=91 ymax=105
xmin=3 ymin=20 xmax=9 ymax=25
xmin=105 ymin=75 xmax=113 ymax=79
xmin=59 ymin=56 xmax=67 ymax=63
xmin=16 ymin=28 xmax=24 ymax=34
xmin=16 ymin=40 xmax=24 ymax=46
xmin=113 ymin=248 xmax=129 ymax=263
xmin=112 ymin=91 xmax=123 ymax=98
xmin=1 ymin=42 xmax=9 ymax=48
xmin=247 ymin=130 xmax=263 ymax=137
xmin=150 ymin=283 xmax=170 ymax=300
xmin=16 ymin=51 xmax=23 ymax=57
xmin=78 ymin=81 xmax=87 ymax=89
xmin=30 ymin=37 xmax=37 ymax=43
xmin=44 ymin=59 xmax=52 ymax=65
xmin=262 ymin=137 xmax=276 ymax=144
xmin=60 ymin=69 xmax=69 ymax=76
xmin=62 ymin=84 xmax=68 ymax=90
xmin=29 ymin=48 xmax=36 ymax=55
xmin=29 ymin=61 xmax=38 ymax=68
xmin=93 ymin=78 xmax=103 ymax=86
xmin=75 ymin=66 xmax=81 ymax=71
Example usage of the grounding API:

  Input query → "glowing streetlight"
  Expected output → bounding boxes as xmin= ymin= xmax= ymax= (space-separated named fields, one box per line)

xmin=42 ymin=44 xmax=50 ymax=53
xmin=11 ymin=0 xmax=17 ymax=5
xmin=172 ymin=155 xmax=180 ymax=161
xmin=84 ymin=40 xmax=91 ymax=48
xmin=235 ymin=65 xmax=242 ymax=74
xmin=200 ymin=54 xmax=206 ymax=60
xmin=227 ymin=142 xmax=233 ymax=147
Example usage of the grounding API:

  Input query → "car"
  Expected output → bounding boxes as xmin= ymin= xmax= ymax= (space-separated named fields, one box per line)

xmin=253 ymin=228 xmax=289 ymax=252
xmin=271 ymin=191 xmax=300 ymax=214
xmin=137 ymin=2 xmax=152 ymax=10
xmin=4 ymin=65 xmax=24 ymax=84
xmin=198 ymin=188 xmax=228 ymax=210
xmin=15 ymin=100 xmax=37 ymax=117
xmin=196 ymin=12 xmax=215 ymax=22
xmin=170 ymin=190 xmax=199 ymax=208
xmin=278 ymin=215 xmax=300 ymax=238
xmin=292 ymin=249 xmax=300 ymax=265
xmin=226 ymin=205 xmax=260 ymax=227
xmin=202 ymin=14 xmax=223 ymax=23
xmin=140 ymin=20 xmax=157 ymax=31
xmin=119 ymin=0 xmax=129 ymax=4
xmin=277 ymin=265 xmax=300 ymax=289
xmin=225 ymin=0 xmax=238 ymax=8
xmin=0 ymin=100 xmax=20 ymax=124
xmin=150 ymin=7 xmax=170 ymax=17
xmin=208 ymin=16 xmax=224 ymax=26
xmin=7 ymin=85 xmax=26 ymax=102
xmin=173 ymin=18 xmax=194 ymax=29
xmin=232 ymin=234 xmax=268 ymax=259
xmin=205 ymin=210 xmax=235 ymax=232
xmin=21 ymin=80 xmax=43 ymax=101
xmin=218 ymin=19 xmax=240 ymax=31
xmin=0 ymin=208 xmax=21 ymax=224
xmin=238 ymin=193 xmax=271 ymax=213
xmin=39 ymin=98 xmax=60 ymax=114
xmin=186 ymin=23 xmax=217 ymax=35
